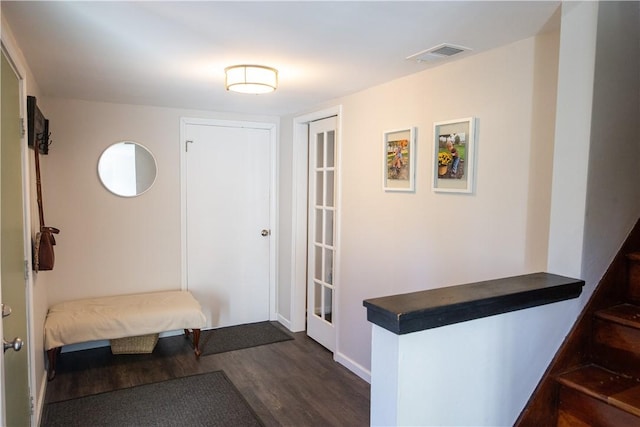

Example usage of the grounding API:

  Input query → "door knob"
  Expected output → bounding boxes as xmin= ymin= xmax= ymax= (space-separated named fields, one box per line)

xmin=3 ymin=337 xmax=23 ymax=353
xmin=261 ymin=229 xmax=270 ymax=236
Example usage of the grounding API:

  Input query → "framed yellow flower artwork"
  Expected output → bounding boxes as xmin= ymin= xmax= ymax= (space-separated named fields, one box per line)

xmin=432 ymin=117 xmax=476 ymax=193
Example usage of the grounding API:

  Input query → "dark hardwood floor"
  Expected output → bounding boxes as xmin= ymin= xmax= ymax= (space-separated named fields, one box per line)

xmin=44 ymin=325 xmax=370 ymax=426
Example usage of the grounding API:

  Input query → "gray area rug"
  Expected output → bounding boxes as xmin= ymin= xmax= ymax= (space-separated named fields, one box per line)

xmin=41 ymin=371 xmax=263 ymax=427
xmin=200 ymin=321 xmax=293 ymax=356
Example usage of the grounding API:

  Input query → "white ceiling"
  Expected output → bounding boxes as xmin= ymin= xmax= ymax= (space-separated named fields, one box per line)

xmin=2 ymin=1 xmax=561 ymax=116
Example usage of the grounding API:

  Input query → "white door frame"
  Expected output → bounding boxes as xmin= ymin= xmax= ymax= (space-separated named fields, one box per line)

xmin=1 ymin=39 xmax=37 ymax=427
xmin=290 ymin=106 xmax=342 ymax=337
xmin=179 ymin=117 xmax=279 ymax=323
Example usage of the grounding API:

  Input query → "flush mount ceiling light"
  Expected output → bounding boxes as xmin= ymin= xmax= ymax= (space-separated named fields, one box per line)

xmin=224 ymin=65 xmax=278 ymax=94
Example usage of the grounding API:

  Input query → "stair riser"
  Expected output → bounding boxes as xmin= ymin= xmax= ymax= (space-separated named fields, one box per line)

xmin=591 ymin=346 xmax=640 ymax=379
xmin=558 ymin=385 xmax=640 ymax=427
xmin=628 ymin=257 xmax=640 ymax=302
xmin=593 ymin=319 xmax=640 ymax=376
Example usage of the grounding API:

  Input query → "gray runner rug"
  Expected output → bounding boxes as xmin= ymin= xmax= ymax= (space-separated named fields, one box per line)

xmin=41 ymin=371 xmax=263 ymax=427
xmin=200 ymin=321 xmax=293 ymax=356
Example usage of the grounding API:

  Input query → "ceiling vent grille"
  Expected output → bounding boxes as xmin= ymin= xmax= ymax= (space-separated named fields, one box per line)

xmin=406 ymin=43 xmax=471 ymax=63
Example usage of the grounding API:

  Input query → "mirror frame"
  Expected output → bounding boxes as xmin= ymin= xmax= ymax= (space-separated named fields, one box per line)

xmin=97 ymin=141 xmax=158 ymax=197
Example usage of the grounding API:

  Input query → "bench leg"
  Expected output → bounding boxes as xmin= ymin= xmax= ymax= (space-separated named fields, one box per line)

xmin=192 ymin=329 xmax=201 ymax=358
xmin=47 ymin=347 xmax=60 ymax=381
xmin=183 ymin=328 xmax=201 ymax=358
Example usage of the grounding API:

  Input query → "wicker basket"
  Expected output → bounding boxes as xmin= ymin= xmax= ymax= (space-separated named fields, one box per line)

xmin=110 ymin=333 xmax=159 ymax=354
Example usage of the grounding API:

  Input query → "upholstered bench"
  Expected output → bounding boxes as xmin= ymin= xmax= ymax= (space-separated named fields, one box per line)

xmin=44 ymin=290 xmax=206 ymax=380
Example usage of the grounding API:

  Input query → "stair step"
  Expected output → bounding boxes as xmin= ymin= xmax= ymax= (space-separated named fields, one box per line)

xmin=557 ymin=365 xmax=639 ymax=405
xmin=556 ymin=410 xmax=591 ymax=427
xmin=626 ymin=252 xmax=640 ymax=262
xmin=556 ymin=364 xmax=640 ymax=425
xmin=595 ymin=303 xmax=640 ymax=328
xmin=593 ymin=304 xmax=640 ymax=376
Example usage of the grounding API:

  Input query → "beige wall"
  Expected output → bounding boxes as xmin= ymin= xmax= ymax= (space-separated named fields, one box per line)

xmin=40 ymin=31 xmax=561 ymax=378
xmin=321 ymin=34 xmax=560 ymax=373
xmin=4 ymin=1 xmax=639 ymax=423
xmin=38 ymin=98 xmax=278 ymax=305
xmin=5 ymin=11 xmax=563 ymax=423
xmin=367 ymin=4 xmax=640 ymax=424
xmin=581 ymin=1 xmax=640 ymax=296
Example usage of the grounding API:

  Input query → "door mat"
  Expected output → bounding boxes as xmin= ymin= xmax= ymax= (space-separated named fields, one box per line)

xmin=200 ymin=321 xmax=293 ymax=356
xmin=41 ymin=371 xmax=263 ymax=426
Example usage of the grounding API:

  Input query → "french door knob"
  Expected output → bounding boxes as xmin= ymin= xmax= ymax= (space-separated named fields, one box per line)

xmin=261 ymin=229 xmax=270 ymax=236
xmin=3 ymin=337 xmax=23 ymax=353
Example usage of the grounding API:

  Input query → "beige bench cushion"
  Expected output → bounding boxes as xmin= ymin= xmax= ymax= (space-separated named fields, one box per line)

xmin=44 ymin=290 xmax=206 ymax=350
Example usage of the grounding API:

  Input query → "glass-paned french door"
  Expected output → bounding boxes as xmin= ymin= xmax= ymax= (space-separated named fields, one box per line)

xmin=307 ymin=116 xmax=338 ymax=351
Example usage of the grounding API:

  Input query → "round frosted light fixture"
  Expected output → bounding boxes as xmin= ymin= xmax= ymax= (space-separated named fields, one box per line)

xmin=225 ymin=65 xmax=278 ymax=94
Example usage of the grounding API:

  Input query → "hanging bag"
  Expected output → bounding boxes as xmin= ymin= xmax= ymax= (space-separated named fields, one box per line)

xmin=33 ymin=121 xmax=59 ymax=272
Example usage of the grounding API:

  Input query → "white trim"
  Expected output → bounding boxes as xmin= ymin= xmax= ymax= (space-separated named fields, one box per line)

xmin=179 ymin=117 xmax=189 ymax=290
xmin=334 ymin=110 xmax=344 ymax=357
xmin=289 ymin=120 xmax=309 ymax=332
xmin=277 ymin=313 xmax=292 ymax=330
xmin=19 ymin=61 xmax=36 ymax=427
xmin=290 ymin=106 xmax=342 ymax=343
xmin=34 ymin=371 xmax=47 ymax=427
xmin=335 ymin=351 xmax=371 ymax=384
xmin=179 ymin=117 xmax=279 ymax=322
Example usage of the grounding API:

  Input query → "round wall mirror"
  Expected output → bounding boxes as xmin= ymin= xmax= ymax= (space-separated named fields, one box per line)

xmin=98 ymin=141 xmax=157 ymax=197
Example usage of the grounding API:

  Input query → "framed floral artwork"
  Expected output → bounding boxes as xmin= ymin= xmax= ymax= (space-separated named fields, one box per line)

xmin=383 ymin=127 xmax=415 ymax=192
xmin=432 ymin=117 xmax=476 ymax=193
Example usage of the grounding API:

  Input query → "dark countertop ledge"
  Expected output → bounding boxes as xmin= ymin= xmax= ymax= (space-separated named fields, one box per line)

xmin=363 ymin=272 xmax=584 ymax=335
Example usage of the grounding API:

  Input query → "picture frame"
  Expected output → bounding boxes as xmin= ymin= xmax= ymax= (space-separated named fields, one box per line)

xmin=432 ymin=117 xmax=476 ymax=193
xmin=383 ymin=127 xmax=415 ymax=192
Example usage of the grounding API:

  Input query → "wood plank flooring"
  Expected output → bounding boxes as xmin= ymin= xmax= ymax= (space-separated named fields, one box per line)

xmin=44 ymin=325 xmax=370 ymax=426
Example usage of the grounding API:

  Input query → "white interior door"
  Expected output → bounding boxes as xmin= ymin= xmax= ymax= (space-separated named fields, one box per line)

xmin=307 ymin=116 xmax=337 ymax=351
xmin=1 ymin=50 xmax=31 ymax=426
xmin=184 ymin=120 xmax=273 ymax=328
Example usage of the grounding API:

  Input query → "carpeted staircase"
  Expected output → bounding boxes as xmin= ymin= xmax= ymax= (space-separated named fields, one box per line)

xmin=555 ymin=253 xmax=640 ymax=425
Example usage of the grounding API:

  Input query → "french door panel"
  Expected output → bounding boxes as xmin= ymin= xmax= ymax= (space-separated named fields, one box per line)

xmin=307 ymin=116 xmax=337 ymax=351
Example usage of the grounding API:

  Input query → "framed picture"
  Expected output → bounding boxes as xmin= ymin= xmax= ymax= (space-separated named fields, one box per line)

xmin=432 ymin=117 xmax=476 ymax=193
xmin=383 ymin=127 xmax=416 ymax=192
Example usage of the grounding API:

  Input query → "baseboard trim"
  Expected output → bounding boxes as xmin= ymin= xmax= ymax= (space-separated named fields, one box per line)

xmin=335 ymin=351 xmax=371 ymax=384
xmin=34 ymin=369 xmax=47 ymax=427
xmin=277 ymin=314 xmax=292 ymax=331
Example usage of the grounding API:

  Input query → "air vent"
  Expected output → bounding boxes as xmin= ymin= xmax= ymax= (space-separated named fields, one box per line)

xmin=406 ymin=43 xmax=471 ymax=63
